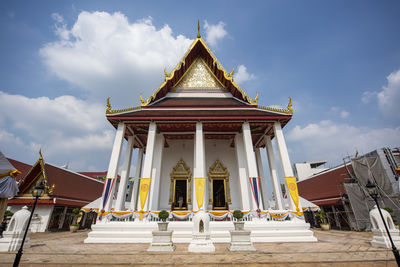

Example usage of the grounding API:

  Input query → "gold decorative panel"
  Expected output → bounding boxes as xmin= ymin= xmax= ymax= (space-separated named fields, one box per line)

xmin=172 ymin=58 xmax=226 ymax=92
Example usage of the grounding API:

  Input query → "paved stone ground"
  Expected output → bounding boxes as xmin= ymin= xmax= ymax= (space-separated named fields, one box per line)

xmin=0 ymin=229 xmax=397 ymax=266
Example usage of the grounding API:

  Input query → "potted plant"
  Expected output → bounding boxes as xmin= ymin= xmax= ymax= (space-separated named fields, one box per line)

xmin=70 ymin=208 xmax=82 ymax=233
xmin=157 ymin=210 xmax=169 ymax=231
xmin=232 ymin=210 xmax=244 ymax=231
xmin=316 ymin=210 xmax=330 ymax=230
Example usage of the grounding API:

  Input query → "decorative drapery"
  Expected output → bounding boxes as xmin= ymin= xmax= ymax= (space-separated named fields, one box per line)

xmin=92 ymin=209 xmax=303 ymax=220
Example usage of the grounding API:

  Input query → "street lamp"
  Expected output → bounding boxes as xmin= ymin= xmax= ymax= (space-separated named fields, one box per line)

xmin=366 ymin=180 xmax=400 ymax=266
xmin=13 ymin=182 xmax=44 ymax=267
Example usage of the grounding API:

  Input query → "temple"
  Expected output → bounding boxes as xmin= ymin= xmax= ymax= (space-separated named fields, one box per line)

xmin=85 ymin=26 xmax=316 ymax=243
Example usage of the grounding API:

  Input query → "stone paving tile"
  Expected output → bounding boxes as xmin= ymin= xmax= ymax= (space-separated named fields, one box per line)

xmin=0 ymin=229 xmax=397 ymax=266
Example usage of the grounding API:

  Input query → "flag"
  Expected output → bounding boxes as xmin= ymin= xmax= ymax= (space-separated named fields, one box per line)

xmin=285 ymin=176 xmax=300 ymax=212
xmin=249 ymin=177 xmax=261 ymax=211
xmin=194 ymin=177 xmax=205 ymax=210
xmin=139 ymin=178 xmax=151 ymax=211
xmin=99 ymin=177 xmax=115 ymax=219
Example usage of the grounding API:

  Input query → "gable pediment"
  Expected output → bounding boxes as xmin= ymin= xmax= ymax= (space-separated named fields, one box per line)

xmin=172 ymin=58 xmax=227 ymax=93
xmin=135 ymin=36 xmax=259 ymax=107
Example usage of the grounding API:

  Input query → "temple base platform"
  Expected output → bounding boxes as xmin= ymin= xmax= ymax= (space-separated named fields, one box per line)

xmin=84 ymin=219 xmax=317 ymax=243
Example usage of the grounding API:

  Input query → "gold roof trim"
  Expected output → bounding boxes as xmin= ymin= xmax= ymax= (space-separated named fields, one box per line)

xmin=257 ymin=97 xmax=293 ymax=115
xmin=106 ymin=97 xmax=141 ymax=115
xmin=139 ymin=36 xmax=258 ymax=107
xmin=106 ymin=106 xmax=141 ymax=115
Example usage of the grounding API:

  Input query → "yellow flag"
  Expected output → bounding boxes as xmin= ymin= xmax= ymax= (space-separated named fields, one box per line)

xmin=285 ymin=176 xmax=300 ymax=212
xmin=194 ymin=178 xmax=205 ymax=210
xmin=139 ymin=178 xmax=151 ymax=211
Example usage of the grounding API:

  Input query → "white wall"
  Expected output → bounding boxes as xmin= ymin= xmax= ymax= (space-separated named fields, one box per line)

xmin=295 ymin=162 xmax=328 ymax=181
xmin=157 ymin=138 xmax=242 ymax=211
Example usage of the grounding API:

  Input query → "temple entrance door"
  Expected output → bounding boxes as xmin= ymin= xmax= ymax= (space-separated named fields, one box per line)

xmin=212 ymin=179 xmax=227 ymax=209
xmin=208 ymin=160 xmax=231 ymax=210
xmin=169 ymin=159 xmax=192 ymax=211
xmin=173 ymin=179 xmax=187 ymax=210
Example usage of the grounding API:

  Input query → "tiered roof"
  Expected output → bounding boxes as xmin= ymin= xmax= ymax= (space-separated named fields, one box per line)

xmin=105 ymin=27 xmax=294 ymax=149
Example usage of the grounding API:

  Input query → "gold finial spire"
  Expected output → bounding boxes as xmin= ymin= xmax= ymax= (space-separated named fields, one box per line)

xmin=39 ymin=148 xmax=43 ymax=159
xmin=164 ymin=67 xmax=170 ymax=79
xmin=106 ymin=97 xmax=111 ymax=113
xmin=197 ymin=19 xmax=201 ymax=38
xmin=287 ymin=97 xmax=293 ymax=114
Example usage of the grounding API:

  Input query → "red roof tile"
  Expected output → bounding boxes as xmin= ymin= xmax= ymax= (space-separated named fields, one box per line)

xmin=45 ymin=163 xmax=104 ymax=203
xmin=297 ymin=164 xmax=354 ymax=204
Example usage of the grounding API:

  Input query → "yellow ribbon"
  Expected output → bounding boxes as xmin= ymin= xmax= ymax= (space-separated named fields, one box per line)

xmin=171 ymin=211 xmax=191 ymax=216
xmin=269 ymin=211 xmax=289 ymax=219
xmin=138 ymin=210 xmax=146 ymax=220
xmin=209 ymin=211 xmax=230 ymax=216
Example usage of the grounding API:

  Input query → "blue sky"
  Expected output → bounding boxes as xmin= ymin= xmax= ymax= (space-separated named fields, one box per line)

xmin=1 ymin=0 xmax=399 ymax=175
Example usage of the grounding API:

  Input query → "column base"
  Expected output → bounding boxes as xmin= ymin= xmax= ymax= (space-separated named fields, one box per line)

xmin=188 ymin=233 xmax=215 ymax=252
xmin=147 ymin=230 xmax=175 ymax=252
xmin=229 ymin=230 xmax=256 ymax=251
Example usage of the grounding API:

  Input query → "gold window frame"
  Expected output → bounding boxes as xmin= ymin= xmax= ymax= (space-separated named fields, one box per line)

xmin=208 ymin=160 xmax=231 ymax=208
xmin=169 ymin=159 xmax=192 ymax=207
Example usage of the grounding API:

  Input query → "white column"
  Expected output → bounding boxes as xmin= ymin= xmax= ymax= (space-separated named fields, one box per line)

xmin=115 ymin=135 xmax=134 ymax=211
xmin=149 ymin=133 xmax=164 ymax=211
xmin=242 ymin=122 xmax=264 ymax=210
xmin=193 ymin=122 xmax=207 ymax=211
xmin=234 ymin=133 xmax=251 ymax=210
xmin=103 ymin=122 xmax=126 ymax=211
xmin=255 ymin=148 xmax=269 ymax=209
xmin=139 ymin=122 xmax=157 ymax=211
xmin=273 ymin=121 xmax=301 ymax=211
xmin=264 ymin=135 xmax=284 ymax=210
xmin=130 ymin=148 xmax=143 ymax=210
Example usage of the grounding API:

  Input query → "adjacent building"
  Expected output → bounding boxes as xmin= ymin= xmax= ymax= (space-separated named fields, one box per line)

xmin=298 ymin=147 xmax=400 ymax=231
xmin=7 ymin=156 xmax=103 ymax=232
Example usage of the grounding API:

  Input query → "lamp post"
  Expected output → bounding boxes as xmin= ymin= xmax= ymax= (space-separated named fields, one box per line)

xmin=13 ymin=182 xmax=44 ymax=267
xmin=366 ymin=180 xmax=400 ymax=266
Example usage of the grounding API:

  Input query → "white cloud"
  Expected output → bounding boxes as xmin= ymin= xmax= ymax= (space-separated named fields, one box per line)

xmin=0 ymin=91 xmax=113 ymax=171
xmin=378 ymin=69 xmax=400 ymax=119
xmin=40 ymin=12 xmax=193 ymax=107
xmin=234 ymin=65 xmax=256 ymax=85
xmin=361 ymin=91 xmax=377 ymax=104
xmin=286 ymin=120 xmax=400 ymax=165
xmin=51 ymin=12 xmax=64 ymax=23
xmin=340 ymin=110 xmax=349 ymax=119
xmin=330 ymin=106 xmax=349 ymax=119
xmin=204 ymin=20 xmax=227 ymax=47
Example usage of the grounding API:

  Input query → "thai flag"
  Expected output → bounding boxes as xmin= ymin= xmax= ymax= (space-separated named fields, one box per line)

xmin=100 ymin=178 xmax=115 ymax=218
xmin=249 ymin=177 xmax=261 ymax=211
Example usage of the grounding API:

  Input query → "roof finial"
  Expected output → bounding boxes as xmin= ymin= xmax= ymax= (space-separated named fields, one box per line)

xmin=39 ymin=148 xmax=43 ymax=159
xmin=197 ymin=19 xmax=201 ymax=38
